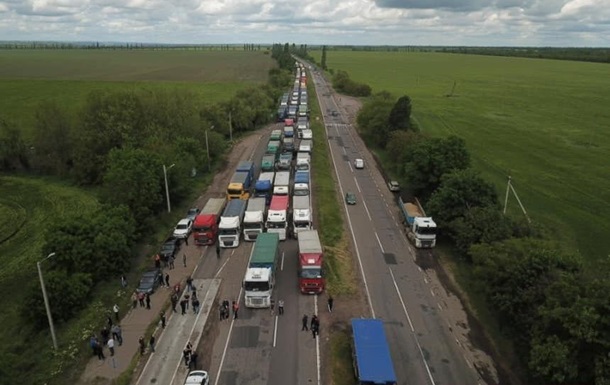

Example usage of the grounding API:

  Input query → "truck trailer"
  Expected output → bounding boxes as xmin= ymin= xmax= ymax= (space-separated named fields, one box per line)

xmin=351 ymin=318 xmax=397 ymax=385
xmin=273 ymin=171 xmax=290 ymax=196
xmin=298 ymin=229 xmax=324 ymax=293
xmin=254 ymin=171 xmax=275 ymax=205
xmin=398 ymin=197 xmax=437 ymax=248
xmin=266 ymin=194 xmax=288 ymax=241
xmin=218 ymin=199 xmax=247 ymax=248
xmin=192 ymin=198 xmax=226 ymax=245
xmin=243 ymin=233 xmax=280 ymax=308
xmin=243 ymin=197 xmax=266 ymax=241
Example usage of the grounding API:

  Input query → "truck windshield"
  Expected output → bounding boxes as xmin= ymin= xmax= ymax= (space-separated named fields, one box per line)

xmin=417 ymin=227 xmax=437 ymax=236
xmin=227 ymin=188 xmax=242 ymax=195
xmin=219 ymin=229 xmax=238 ymax=235
xmin=266 ymin=221 xmax=286 ymax=229
xmin=300 ymin=268 xmax=322 ymax=278
xmin=244 ymin=281 xmax=270 ymax=291
xmin=293 ymin=189 xmax=309 ymax=196
xmin=294 ymin=221 xmax=310 ymax=229
xmin=193 ymin=226 xmax=211 ymax=232
xmin=243 ymin=223 xmax=263 ymax=230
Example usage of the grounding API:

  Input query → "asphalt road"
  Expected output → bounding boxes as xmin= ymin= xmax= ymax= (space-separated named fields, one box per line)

xmin=309 ymin=67 xmax=484 ymax=385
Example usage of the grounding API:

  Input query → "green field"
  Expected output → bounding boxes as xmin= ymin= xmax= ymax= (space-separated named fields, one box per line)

xmin=318 ymin=51 xmax=610 ymax=264
xmin=0 ymin=50 xmax=275 ymax=135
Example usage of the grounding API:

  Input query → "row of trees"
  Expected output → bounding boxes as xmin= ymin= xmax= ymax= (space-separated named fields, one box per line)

xmin=331 ymin=70 xmax=371 ymax=97
xmin=0 ymin=54 xmax=296 ymax=338
xmin=442 ymin=46 xmax=610 ymax=64
xmin=356 ymin=91 xmax=610 ymax=384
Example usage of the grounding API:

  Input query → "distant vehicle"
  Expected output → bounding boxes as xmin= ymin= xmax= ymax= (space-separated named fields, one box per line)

xmin=345 ymin=192 xmax=357 ymax=205
xmin=388 ymin=181 xmax=400 ymax=192
xmin=354 ymin=159 xmax=364 ymax=169
xmin=173 ymin=218 xmax=193 ymax=239
xmin=136 ymin=269 xmax=162 ymax=294
xmin=160 ymin=237 xmax=180 ymax=260
xmin=186 ymin=208 xmax=200 ymax=222
xmin=331 ymin=110 xmax=338 ymax=117
xmin=184 ymin=370 xmax=209 ymax=385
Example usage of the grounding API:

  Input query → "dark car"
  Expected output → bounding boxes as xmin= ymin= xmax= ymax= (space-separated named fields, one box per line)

xmin=160 ymin=237 xmax=180 ymax=259
xmin=345 ymin=192 xmax=357 ymax=205
xmin=137 ymin=269 xmax=162 ymax=294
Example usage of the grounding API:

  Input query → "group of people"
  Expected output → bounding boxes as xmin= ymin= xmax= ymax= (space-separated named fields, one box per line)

xmin=90 ymin=320 xmax=124 ymax=360
xmin=302 ymin=314 xmax=321 ymax=338
xmin=219 ymin=300 xmax=240 ymax=320
xmin=182 ymin=341 xmax=199 ymax=369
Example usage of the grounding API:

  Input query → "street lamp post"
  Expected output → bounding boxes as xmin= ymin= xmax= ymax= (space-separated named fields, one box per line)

xmin=37 ymin=252 xmax=58 ymax=350
xmin=205 ymin=126 xmax=213 ymax=171
xmin=163 ymin=163 xmax=176 ymax=213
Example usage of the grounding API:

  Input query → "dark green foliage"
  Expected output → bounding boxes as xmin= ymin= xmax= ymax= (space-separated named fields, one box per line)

xmin=332 ymin=70 xmax=371 ymax=97
xmin=102 ymin=148 xmax=164 ymax=226
xmin=385 ymin=130 xmax=423 ymax=176
xmin=356 ymin=91 xmax=394 ymax=148
xmin=388 ymin=95 xmax=412 ymax=131
xmin=321 ymin=45 xmax=327 ymax=70
xmin=403 ymin=135 xmax=471 ymax=200
xmin=31 ymin=101 xmax=74 ymax=176
xmin=22 ymin=270 xmax=92 ymax=326
xmin=0 ymin=118 xmax=29 ymax=171
xmin=449 ymin=206 xmax=512 ymax=258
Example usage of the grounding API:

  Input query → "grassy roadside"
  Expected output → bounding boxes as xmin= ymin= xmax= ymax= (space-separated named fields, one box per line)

xmin=307 ymin=75 xmax=357 ymax=385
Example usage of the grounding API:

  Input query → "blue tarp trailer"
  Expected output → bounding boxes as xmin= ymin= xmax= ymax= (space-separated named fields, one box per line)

xmin=351 ymin=318 xmax=397 ymax=385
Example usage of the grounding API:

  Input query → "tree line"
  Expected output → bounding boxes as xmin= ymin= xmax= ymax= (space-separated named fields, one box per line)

xmin=356 ymin=90 xmax=610 ymax=385
xmin=0 ymin=47 xmax=300 ymax=380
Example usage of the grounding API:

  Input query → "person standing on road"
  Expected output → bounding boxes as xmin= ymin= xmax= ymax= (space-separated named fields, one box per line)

xmin=145 ymin=293 xmax=151 ymax=310
xmin=184 ymin=234 xmax=189 ymax=246
xmin=138 ymin=292 xmax=145 ymax=308
xmin=139 ymin=336 xmax=146 ymax=355
xmin=186 ymin=276 xmax=193 ymax=291
xmin=216 ymin=241 xmax=221 ymax=259
xmin=131 ymin=292 xmax=138 ymax=309
xmin=327 ymin=295 xmax=334 ymax=313
xmin=180 ymin=299 xmax=187 ymax=315
xmin=95 ymin=339 xmax=105 ymax=360
xmin=165 ymin=273 xmax=170 ymax=288
xmin=190 ymin=350 xmax=198 ymax=370
xmin=183 ymin=348 xmax=191 ymax=367
xmin=160 ymin=312 xmax=166 ymax=328
xmin=171 ymin=294 xmax=178 ymax=312
xmin=107 ymin=337 xmax=115 ymax=356
xmin=169 ymin=255 xmax=175 ymax=270
xmin=113 ymin=304 xmax=120 ymax=321
xmin=149 ymin=335 xmax=156 ymax=353
xmin=278 ymin=299 xmax=284 ymax=315
xmin=232 ymin=300 xmax=239 ymax=319
xmin=193 ymin=297 xmax=200 ymax=314
xmin=302 ymin=314 xmax=308 ymax=331
xmin=270 ymin=299 xmax=275 ymax=315
xmin=183 ymin=253 xmax=187 ymax=267
xmin=312 ymin=322 xmax=319 ymax=339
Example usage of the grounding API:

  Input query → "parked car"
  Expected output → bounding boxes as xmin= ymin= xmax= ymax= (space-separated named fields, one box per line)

xmin=136 ymin=269 xmax=162 ymax=294
xmin=186 ymin=208 xmax=200 ymax=221
xmin=388 ymin=180 xmax=401 ymax=192
xmin=173 ymin=218 xmax=193 ymax=239
xmin=354 ymin=159 xmax=364 ymax=169
xmin=185 ymin=370 xmax=209 ymax=385
xmin=160 ymin=237 xmax=180 ymax=259
xmin=345 ymin=192 xmax=357 ymax=205
xmin=331 ymin=110 xmax=338 ymax=117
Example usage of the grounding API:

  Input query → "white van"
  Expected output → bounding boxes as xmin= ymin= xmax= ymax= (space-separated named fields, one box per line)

xmin=354 ymin=159 xmax=364 ymax=169
xmin=301 ymin=129 xmax=313 ymax=140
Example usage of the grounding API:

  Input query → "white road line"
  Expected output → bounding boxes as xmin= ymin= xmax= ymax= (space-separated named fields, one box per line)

xmin=168 ymin=286 xmax=214 ymax=385
xmin=347 ymin=162 xmax=354 ymax=172
xmin=214 ymin=256 xmax=231 ymax=278
xmin=281 ymin=251 xmax=285 ymax=271
xmin=414 ymin=338 xmax=437 ymax=385
xmin=437 ymin=303 xmax=443 ymax=311
xmin=374 ymin=232 xmax=385 ymax=254
xmin=314 ymin=295 xmax=321 ymax=385
xmin=342 ymin=147 xmax=346 ymax=155
xmin=417 ymin=266 xmax=423 ymax=273
xmin=213 ymin=287 xmax=243 ymax=385
xmin=430 ymin=289 xmax=436 ymax=297
xmin=354 ymin=178 xmax=361 ymax=193
xmin=389 ymin=268 xmax=414 ymax=332
xmin=273 ymin=315 xmax=279 ymax=347
xmin=423 ymin=277 xmax=428 ymax=284
xmin=323 ymin=105 xmax=375 ymax=318
xmin=362 ymin=200 xmax=372 ymax=221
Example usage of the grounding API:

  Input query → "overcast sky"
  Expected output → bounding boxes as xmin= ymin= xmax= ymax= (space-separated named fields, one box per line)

xmin=0 ymin=0 xmax=608 ymax=46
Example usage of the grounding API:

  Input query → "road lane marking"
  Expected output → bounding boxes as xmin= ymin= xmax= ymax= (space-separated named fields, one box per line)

xmin=437 ymin=303 xmax=443 ymax=311
xmin=281 ymin=251 xmax=285 ymax=271
xmin=423 ymin=277 xmax=428 ymax=284
xmin=273 ymin=315 xmax=278 ymax=347
xmin=389 ymin=268 xmax=414 ymax=332
xmin=348 ymin=162 xmax=353 ymax=172
xmin=354 ymin=178 xmax=361 ymax=193
xmin=362 ymin=200 xmax=372 ymax=221
xmin=342 ymin=147 xmax=346 ymax=155
xmin=414 ymin=338 xmax=437 ymax=385
xmin=214 ymin=256 xmax=231 ymax=278
xmin=324 ymin=112 xmax=375 ymax=318
xmin=214 ymin=286 xmax=243 ymax=385
xmin=374 ymin=232 xmax=385 ymax=254
xmin=430 ymin=289 xmax=435 ymax=297
xmin=314 ymin=295 xmax=321 ymax=385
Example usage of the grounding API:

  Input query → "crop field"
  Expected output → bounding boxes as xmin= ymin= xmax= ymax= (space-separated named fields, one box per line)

xmin=0 ymin=49 xmax=275 ymax=136
xmin=318 ymin=51 xmax=610 ymax=264
xmin=0 ymin=176 xmax=98 ymax=375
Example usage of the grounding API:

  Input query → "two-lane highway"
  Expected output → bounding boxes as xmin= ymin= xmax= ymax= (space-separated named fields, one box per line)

xmin=310 ymin=67 xmax=490 ymax=385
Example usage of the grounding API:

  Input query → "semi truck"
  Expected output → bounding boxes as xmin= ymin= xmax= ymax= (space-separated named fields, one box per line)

xmin=299 ymin=139 xmax=312 ymax=154
xmin=398 ymin=197 xmax=437 ymax=248
xmin=293 ymin=170 xmax=310 ymax=196
xmin=261 ymin=154 xmax=275 ymax=172
xmin=218 ymin=199 xmax=247 ymax=248
xmin=273 ymin=171 xmax=290 ymax=196
xmin=351 ymin=318 xmax=397 ymax=385
xmin=276 ymin=152 xmax=292 ymax=171
xmin=266 ymin=140 xmax=280 ymax=158
xmin=254 ymin=171 xmax=274 ymax=205
xmin=243 ymin=197 xmax=266 ymax=241
xmin=192 ymin=198 xmax=226 ymax=245
xmin=298 ymin=229 xmax=324 ymax=293
xmin=292 ymin=195 xmax=312 ymax=238
xmin=243 ymin=233 xmax=280 ymax=308
xmin=270 ymin=129 xmax=282 ymax=141
xmin=227 ymin=161 xmax=254 ymax=200
xmin=266 ymin=195 xmax=288 ymax=241
xmin=296 ymin=152 xmax=310 ymax=171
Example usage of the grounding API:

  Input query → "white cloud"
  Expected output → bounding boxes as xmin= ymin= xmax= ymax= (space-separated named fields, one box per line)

xmin=0 ymin=0 xmax=608 ymax=45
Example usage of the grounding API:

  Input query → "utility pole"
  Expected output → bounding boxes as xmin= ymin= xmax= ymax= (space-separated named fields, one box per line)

xmin=38 ymin=252 xmax=58 ymax=350
xmin=163 ymin=163 xmax=175 ymax=213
